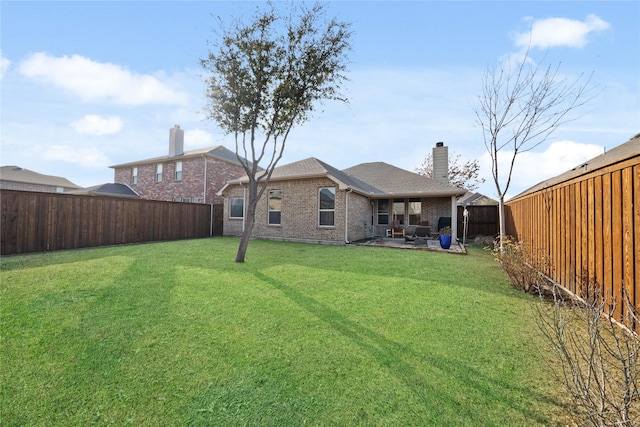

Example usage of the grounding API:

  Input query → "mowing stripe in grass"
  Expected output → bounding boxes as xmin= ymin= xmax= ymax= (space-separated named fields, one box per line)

xmin=1 ymin=238 xmax=573 ymax=426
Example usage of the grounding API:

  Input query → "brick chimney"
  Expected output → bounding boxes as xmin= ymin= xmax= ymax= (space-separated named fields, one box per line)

xmin=169 ymin=124 xmax=184 ymax=157
xmin=432 ymin=141 xmax=449 ymax=183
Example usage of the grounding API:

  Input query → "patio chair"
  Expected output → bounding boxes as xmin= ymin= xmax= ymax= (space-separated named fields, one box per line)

xmin=405 ymin=225 xmax=430 ymax=243
xmin=391 ymin=220 xmax=405 ymax=238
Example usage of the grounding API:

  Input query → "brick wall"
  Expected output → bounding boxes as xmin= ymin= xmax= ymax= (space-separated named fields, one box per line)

xmin=222 ymin=178 xmax=454 ymax=244
xmin=223 ymin=178 xmax=371 ymax=244
xmin=114 ymin=155 xmax=246 ymax=204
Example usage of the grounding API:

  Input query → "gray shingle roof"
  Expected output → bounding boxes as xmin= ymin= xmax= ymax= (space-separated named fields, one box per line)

xmin=223 ymin=157 xmax=466 ymax=198
xmin=68 ymin=183 xmax=139 ymax=198
xmin=109 ymin=145 xmax=257 ymax=169
xmin=0 ymin=165 xmax=81 ymax=189
xmin=343 ymin=162 xmax=466 ymax=197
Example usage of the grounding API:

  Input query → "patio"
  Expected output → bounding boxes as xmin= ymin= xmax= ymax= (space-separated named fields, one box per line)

xmin=354 ymin=237 xmax=466 ymax=254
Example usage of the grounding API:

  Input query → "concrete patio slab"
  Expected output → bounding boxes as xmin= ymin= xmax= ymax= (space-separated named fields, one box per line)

xmin=354 ymin=237 xmax=466 ymax=254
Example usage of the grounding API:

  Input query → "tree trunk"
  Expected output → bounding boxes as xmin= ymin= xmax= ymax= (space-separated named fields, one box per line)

xmin=498 ymin=195 xmax=506 ymax=252
xmin=235 ymin=181 xmax=258 ymax=263
xmin=235 ymin=211 xmax=254 ymax=262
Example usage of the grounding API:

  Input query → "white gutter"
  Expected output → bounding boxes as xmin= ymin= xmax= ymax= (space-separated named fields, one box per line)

xmin=345 ymin=189 xmax=353 ymax=244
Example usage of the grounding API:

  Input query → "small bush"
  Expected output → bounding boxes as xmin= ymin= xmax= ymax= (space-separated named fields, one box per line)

xmin=489 ymin=237 xmax=548 ymax=294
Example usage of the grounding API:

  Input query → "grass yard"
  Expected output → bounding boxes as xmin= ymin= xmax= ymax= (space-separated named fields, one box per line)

xmin=1 ymin=238 xmax=572 ymax=426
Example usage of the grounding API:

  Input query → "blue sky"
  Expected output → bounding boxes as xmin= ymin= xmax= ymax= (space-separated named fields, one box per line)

xmin=2 ymin=1 xmax=639 ymax=199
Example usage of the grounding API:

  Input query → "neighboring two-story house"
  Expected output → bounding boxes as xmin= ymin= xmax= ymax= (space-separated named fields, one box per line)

xmin=110 ymin=125 xmax=251 ymax=205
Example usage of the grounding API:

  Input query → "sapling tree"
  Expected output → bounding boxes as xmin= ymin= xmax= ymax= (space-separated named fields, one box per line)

xmin=474 ymin=48 xmax=595 ymax=248
xmin=201 ymin=2 xmax=351 ymax=262
xmin=415 ymin=151 xmax=485 ymax=192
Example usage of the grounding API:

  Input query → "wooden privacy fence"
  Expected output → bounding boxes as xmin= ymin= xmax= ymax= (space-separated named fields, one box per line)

xmin=456 ymin=205 xmax=498 ymax=239
xmin=1 ymin=190 xmax=215 ymax=255
xmin=505 ymin=150 xmax=639 ymax=328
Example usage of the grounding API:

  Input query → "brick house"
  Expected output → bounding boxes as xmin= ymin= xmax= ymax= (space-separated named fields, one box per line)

xmin=110 ymin=125 xmax=252 ymax=204
xmin=218 ymin=143 xmax=466 ymax=244
xmin=0 ymin=166 xmax=81 ymax=193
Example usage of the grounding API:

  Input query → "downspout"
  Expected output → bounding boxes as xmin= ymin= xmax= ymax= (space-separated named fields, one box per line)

xmin=451 ymin=195 xmax=458 ymax=242
xmin=202 ymin=155 xmax=207 ymax=204
xmin=344 ymin=189 xmax=353 ymax=244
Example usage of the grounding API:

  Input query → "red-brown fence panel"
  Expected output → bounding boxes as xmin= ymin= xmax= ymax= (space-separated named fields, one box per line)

xmin=505 ymin=150 xmax=639 ymax=329
xmin=1 ymin=190 xmax=215 ymax=255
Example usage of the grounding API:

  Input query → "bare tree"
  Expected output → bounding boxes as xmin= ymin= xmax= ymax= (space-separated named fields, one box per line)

xmin=415 ymin=152 xmax=485 ymax=192
xmin=474 ymin=49 xmax=595 ymax=247
xmin=201 ymin=2 xmax=352 ymax=262
xmin=533 ymin=283 xmax=639 ymax=426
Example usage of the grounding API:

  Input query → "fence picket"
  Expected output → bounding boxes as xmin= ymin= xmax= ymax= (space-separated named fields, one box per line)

xmin=1 ymin=190 xmax=216 ymax=255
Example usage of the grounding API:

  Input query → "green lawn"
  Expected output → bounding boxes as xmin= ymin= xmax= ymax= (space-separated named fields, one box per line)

xmin=1 ymin=238 xmax=571 ymax=426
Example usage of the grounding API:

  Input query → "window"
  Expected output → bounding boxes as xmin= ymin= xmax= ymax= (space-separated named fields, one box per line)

xmin=393 ymin=199 xmax=405 ymax=225
xmin=377 ymin=199 xmax=389 ymax=225
xmin=319 ymin=187 xmax=335 ymax=227
xmin=268 ymin=189 xmax=282 ymax=225
xmin=155 ymin=164 xmax=163 ymax=182
xmin=55 ymin=187 xmax=64 ymax=193
xmin=175 ymin=161 xmax=182 ymax=181
xmin=408 ymin=199 xmax=421 ymax=225
xmin=229 ymin=197 xmax=244 ymax=218
xmin=132 ymin=167 xmax=138 ymax=184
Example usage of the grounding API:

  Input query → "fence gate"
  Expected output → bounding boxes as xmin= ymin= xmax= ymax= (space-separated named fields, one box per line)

xmin=456 ymin=205 xmax=499 ymax=239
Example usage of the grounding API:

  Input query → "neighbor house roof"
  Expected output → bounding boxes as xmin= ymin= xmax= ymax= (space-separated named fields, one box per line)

xmin=109 ymin=145 xmax=256 ymax=169
xmin=511 ymin=134 xmax=640 ymax=199
xmin=0 ymin=165 xmax=81 ymax=189
xmin=219 ymin=158 xmax=466 ymax=198
xmin=457 ymin=191 xmax=498 ymax=206
xmin=68 ymin=183 xmax=139 ymax=198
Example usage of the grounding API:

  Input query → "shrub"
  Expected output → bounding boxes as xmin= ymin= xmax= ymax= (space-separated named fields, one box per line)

xmin=532 ymin=284 xmax=639 ymax=427
xmin=489 ymin=237 xmax=547 ymax=294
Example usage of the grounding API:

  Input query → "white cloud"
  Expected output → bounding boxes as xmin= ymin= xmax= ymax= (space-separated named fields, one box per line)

xmin=0 ymin=54 xmax=10 ymax=79
xmin=184 ymin=128 xmax=215 ymax=147
xmin=516 ymin=14 xmax=610 ymax=49
xmin=70 ymin=114 xmax=124 ymax=135
xmin=480 ymin=140 xmax=605 ymax=199
xmin=41 ymin=144 xmax=110 ymax=168
xmin=18 ymin=52 xmax=189 ymax=105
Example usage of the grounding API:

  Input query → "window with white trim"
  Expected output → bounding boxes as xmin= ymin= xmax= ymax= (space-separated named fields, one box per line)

xmin=268 ymin=189 xmax=282 ymax=225
xmin=132 ymin=167 xmax=138 ymax=184
xmin=318 ymin=187 xmax=335 ymax=227
xmin=175 ymin=161 xmax=183 ymax=181
xmin=155 ymin=164 xmax=163 ymax=182
xmin=229 ymin=197 xmax=244 ymax=219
